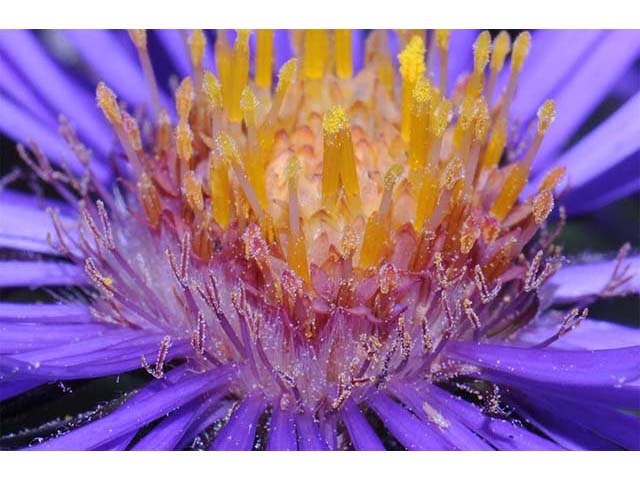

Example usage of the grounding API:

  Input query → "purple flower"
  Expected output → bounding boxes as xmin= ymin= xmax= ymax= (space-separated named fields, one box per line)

xmin=0 ymin=29 xmax=639 ymax=451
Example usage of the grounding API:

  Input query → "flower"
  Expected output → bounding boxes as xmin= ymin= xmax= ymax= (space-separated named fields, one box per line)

xmin=0 ymin=29 xmax=639 ymax=451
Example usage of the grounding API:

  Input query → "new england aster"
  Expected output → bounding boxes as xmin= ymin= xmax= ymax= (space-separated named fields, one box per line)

xmin=0 ymin=29 xmax=639 ymax=451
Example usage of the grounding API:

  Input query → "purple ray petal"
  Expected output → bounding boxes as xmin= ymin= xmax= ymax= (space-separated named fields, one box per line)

xmin=340 ymin=398 xmax=385 ymax=451
xmin=526 ymin=91 xmax=640 ymax=199
xmin=29 ymin=366 xmax=233 ymax=450
xmin=0 ymin=379 xmax=44 ymax=401
xmin=273 ymin=30 xmax=293 ymax=72
xmin=0 ymin=30 xmax=113 ymax=156
xmin=426 ymin=384 xmax=562 ymax=450
xmin=268 ymin=406 xmax=298 ymax=451
xmin=0 ymin=302 xmax=91 ymax=324
xmin=511 ymin=388 xmax=635 ymax=450
xmin=0 ymin=52 xmax=55 ymax=124
xmin=446 ymin=342 xmax=640 ymax=388
xmin=100 ymin=433 xmax=136 ymax=451
xmin=367 ymin=390 xmax=452 ymax=450
xmin=430 ymin=29 xmax=478 ymax=96
xmin=0 ymin=322 xmax=119 ymax=354
xmin=295 ymin=411 xmax=329 ymax=451
xmin=516 ymin=316 xmax=640 ymax=350
xmin=133 ymin=389 xmax=228 ymax=451
xmin=510 ymin=30 xmax=604 ymax=124
xmin=210 ymin=394 xmax=266 ymax=451
xmin=175 ymin=398 xmax=234 ymax=450
xmin=0 ymin=261 xmax=87 ymax=288
xmin=62 ymin=30 xmax=169 ymax=110
xmin=155 ymin=30 xmax=191 ymax=77
xmin=390 ymin=383 xmax=493 ymax=451
xmin=550 ymin=255 xmax=640 ymax=303
xmin=0 ymin=93 xmax=110 ymax=183
xmin=533 ymin=30 xmax=640 ymax=173
xmin=561 ymin=153 xmax=640 ymax=215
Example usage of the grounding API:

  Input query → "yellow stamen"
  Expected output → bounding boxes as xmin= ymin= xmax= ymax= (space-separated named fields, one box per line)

xmin=335 ymin=29 xmax=353 ymax=79
xmin=502 ymin=31 xmax=531 ymax=115
xmin=175 ymin=77 xmax=194 ymax=120
xmin=189 ymin=29 xmax=207 ymax=72
xmin=286 ymin=156 xmax=310 ymax=282
xmin=176 ymin=120 xmax=193 ymax=172
xmin=241 ymin=86 xmax=267 ymax=209
xmin=480 ymin=115 xmax=508 ymax=172
xmin=183 ymin=170 xmax=204 ymax=212
xmin=303 ymin=30 xmax=329 ymax=80
xmin=467 ymin=31 xmax=491 ymax=98
xmin=359 ymin=211 xmax=388 ymax=268
xmin=227 ymin=30 xmax=251 ymax=122
xmin=398 ymin=35 xmax=426 ymax=141
xmin=532 ymin=190 xmax=554 ymax=225
xmin=208 ymin=151 xmax=232 ymax=229
xmin=538 ymin=166 xmax=566 ymax=192
xmin=204 ymin=70 xmax=223 ymax=109
xmin=215 ymin=30 xmax=232 ymax=103
xmin=255 ymin=29 xmax=274 ymax=90
xmin=486 ymin=31 xmax=511 ymax=101
xmin=128 ymin=30 xmax=162 ymax=119
xmin=137 ymin=172 xmax=161 ymax=230
xmin=435 ymin=29 xmax=451 ymax=92
xmin=415 ymin=166 xmax=439 ymax=231
xmin=322 ymin=106 xmax=362 ymax=214
xmin=408 ymin=78 xmax=434 ymax=184
xmin=96 ymin=82 xmax=121 ymax=126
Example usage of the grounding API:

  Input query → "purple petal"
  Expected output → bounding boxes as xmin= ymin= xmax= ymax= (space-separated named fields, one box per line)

xmin=0 ymin=52 xmax=54 ymax=124
xmin=0 ymin=30 xmax=113 ymax=156
xmin=426 ymin=384 xmax=562 ymax=450
xmin=29 ymin=366 xmax=233 ymax=450
xmin=390 ymin=383 xmax=493 ymax=451
xmin=133 ymin=389 xmax=228 ymax=451
xmin=527 ymin=91 xmax=640 ymax=198
xmin=516 ymin=316 xmax=640 ymax=350
xmin=446 ymin=341 xmax=640 ymax=388
xmin=210 ymin=394 xmax=266 ymax=451
xmin=267 ymin=406 xmax=298 ymax=451
xmin=367 ymin=390 xmax=452 ymax=450
xmin=340 ymin=398 xmax=385 ymax=451
xmin=533 ymin=30 xmax=640 ymax=172
xmin=0 ymin=379 xmax=44 ymax=401
xmin=510 ymin=30 xmax=604 ymax=124
xmin=154 ymin=30 xmax=191 ymax=77
xmin=0 ymin=93 xmax=110 ymax=183
xmin=550 ymin=255 xmax=640 ymax=303
xmin=0 ymin=302 xmax=91 ymax=324
xmin=62 ymin=30 xmax=169 ymax=111
xmin=511 ymin=389 xmax=635 ymax=450
xmin=295 ymin=411 xmax=329 ymax=451
xmin=0 ymin=261 xmax=87 ymax=288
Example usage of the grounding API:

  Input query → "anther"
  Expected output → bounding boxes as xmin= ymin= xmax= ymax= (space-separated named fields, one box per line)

xmin=141 ymin=335 xmax=171 ymax=379
xmin=473 ymin=265 xmax=502 ymax=303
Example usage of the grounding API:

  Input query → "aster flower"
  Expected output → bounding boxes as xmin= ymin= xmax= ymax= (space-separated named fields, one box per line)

xmin=0 ymin=28 xmax=639 ymax=451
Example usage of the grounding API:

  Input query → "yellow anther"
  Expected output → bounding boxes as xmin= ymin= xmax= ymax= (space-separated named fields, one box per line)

xmin=96 ymin=82 xmax=121 ymax=126
xmin=480 ymin=115 xmax=508 ymax=171
xmin=435 ymin=30 xmax=451 ymax=52
xmin=322 ymin=106 xmax=361 ymax=213
xmin=398 ymin=35 xmax=426 ymax=141
xmin=175 ymin=77 xmax=194 ymax=120
xmin=240 ymin=85 xmax=258 ymax=129
xmin=176 ymin=120 xmax=193 ymax=166
xmin=409 ymin=78 xmax=433 ymax=176
xmin=512 ymin=31 xmax=531 ymax=74
xmin=473 ymin=98 xmax=490 ymax=143
xmin=491 ymin=163 xmax=529 ymax=221
xmin=458 ymin=95 xmax=476 ymax=131
xmin=121 ymin=112 xmax=142 ymax=151
xmin=183 ymin=170 xmax=204 ymax=212
xmin=286 ymin=155 xmax=309 ymax=282
xmin=473 ymin=31 xmax=491 ymax=74
xmin=208 ymin=151 xmax=232 ymax=229
xmin=532 ymin=190 xmax=554 ymax=225
xmin=227 ymin=30 xmax=251 ymax=123
xmin=204 ymin=70 xmax=223 ymax=109
xmin=286 ymin=154 xmax=301 ymax=183
xmin=384 ymin=164 xmax=404 ymax=191
xmin=189 ymin=29 xmax=207 ymax=70
xmin=537 ymin=99 xmax=556 ymax=135
xmin=359 ymin=211 xmax=388 ymax=268
xmin=415 ymin=168 xmax=439 ymax=231
xmin=538 ymin=166 xmax=566 ymax=192
xmin=156 ymin=109 xmax=171 ymax=150
xmin=442 ymin=156 xmax=464 ymax=190
xmin=490 ymin=31 xmax=511 ymax=72
xmin=276 ymin=58 xmax=298 ymax=99
xmin=128 ymin=29 xmax=147 ymax=49
xmin=303 ymin=30 xmax=329 ymax=79
xmin=430 ymin=97 xmax=452 ymax=138
xmin=255 ymin=29 xmax=274 ymax=89
xmin=335 ymin=29 xmax=353 ymax=79
xmin=137 ymin=171 xmax=161 ymax=230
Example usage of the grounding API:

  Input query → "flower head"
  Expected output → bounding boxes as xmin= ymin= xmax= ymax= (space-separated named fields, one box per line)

xmin=0 ymin=29 xmax=639 ymax=451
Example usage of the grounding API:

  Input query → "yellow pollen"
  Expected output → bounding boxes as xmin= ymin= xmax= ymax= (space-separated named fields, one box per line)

xmin=537 ymin=99 xmax=556 ymax=135
xmin=276 ymin=58 xmax=298 ymax=100
xmin=303 ymin=30 xmax=329 ymax=80
xmin=473 ymin=31 xmax=491 ymax=74
xmin=533 ymin=189 xmax=554 ymax=225
xmin=334 ymin=29 xmax=353 ymax=79
xmin=176 ymin=120 xmax=193 ymax=169
xmin=255 ymin=30 xmax=274 ymax=89
xmin=538 ymin=166 xmax=566 ymax=192
xmin=490 ymin=162 xmax=529 ymax=221
xmin=137 ymin=172 xmax=161 ymax=230
xmin=490 ymin=31 xmax=511 ymax=73
xmin=226 ymin=30 xmax=251 ymax=122
xmin=435 ymin=29 xmax=451 ymax=91
xmin=286 ymin=155 xmax=310 ymax=282
xmin=512 ymin=31 xmax=532 ymax=74
xmin=121 ymin=112 xmax=142 ymax=151
xmin=409 ymin=78 xmax=434 ymax=181
xmin=204 ymin=70 xmax=223 ymax=109
xmin=183 ymin=170 xmax=204 ymax=212
xmin=208 ymin=151 xmax=232 ymax=229
xmin=480 ymin=115 xmax=508 ymax=172
xmin=96 ymin=82 xmax=121 ymax=126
